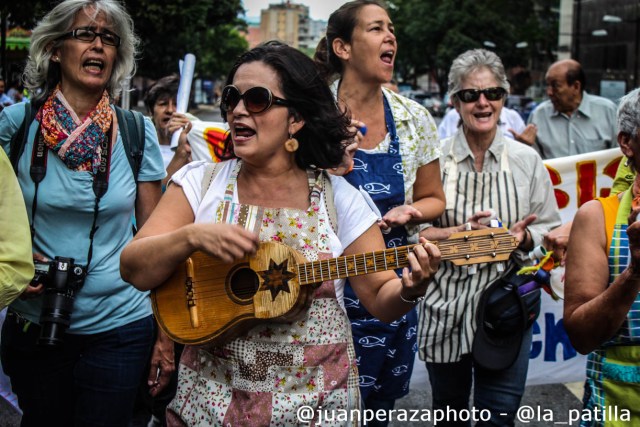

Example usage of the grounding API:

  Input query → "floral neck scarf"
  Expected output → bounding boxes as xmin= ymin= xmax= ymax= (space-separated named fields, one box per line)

xmin=37 ymin=85 xmax=113 ymax=172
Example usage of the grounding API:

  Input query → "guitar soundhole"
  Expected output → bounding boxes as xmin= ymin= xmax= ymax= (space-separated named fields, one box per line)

xmin=226 ymin=264 xmax=259 ymax=304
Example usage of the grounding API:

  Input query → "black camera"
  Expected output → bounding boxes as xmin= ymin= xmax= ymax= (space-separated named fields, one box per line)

xmin=33 ymin=256 xmax=86 ymax=346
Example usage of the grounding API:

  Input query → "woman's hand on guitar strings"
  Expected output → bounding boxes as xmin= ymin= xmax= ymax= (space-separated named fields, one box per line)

xmin=401 ymin=237 xmax=441 ymax=298
xmin=192 ymin=223 xmax=260 ymax=263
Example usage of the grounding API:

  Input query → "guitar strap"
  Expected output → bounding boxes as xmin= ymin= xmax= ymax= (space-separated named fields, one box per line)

xmin=200 ymin=162 xmax=222 ymax=199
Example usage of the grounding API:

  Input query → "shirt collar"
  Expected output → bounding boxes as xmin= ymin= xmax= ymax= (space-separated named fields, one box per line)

xmin=552 ymin=92 xmax=592 ymax=118
xmin=451 ymin=128 xmax=505 ymax=164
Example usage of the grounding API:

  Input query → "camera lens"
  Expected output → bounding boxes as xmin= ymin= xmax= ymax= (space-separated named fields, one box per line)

xmin=38 ymin=289 xmax=75 ymax=346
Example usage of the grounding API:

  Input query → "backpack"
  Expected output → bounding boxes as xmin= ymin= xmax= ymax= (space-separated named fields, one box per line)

xmin=9 ymin=102 xmax=145 ymax=182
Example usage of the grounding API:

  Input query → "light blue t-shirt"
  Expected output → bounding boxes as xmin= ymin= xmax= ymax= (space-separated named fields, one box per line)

xmin=0 ymin=103 xmax=165 ymax=334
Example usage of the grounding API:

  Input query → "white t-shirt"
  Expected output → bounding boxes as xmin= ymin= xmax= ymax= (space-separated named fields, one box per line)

xmin=171 ymin=159 xmax=379 ymax=306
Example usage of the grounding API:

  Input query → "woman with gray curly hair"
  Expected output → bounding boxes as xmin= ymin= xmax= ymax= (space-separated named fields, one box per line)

xmin=417 ymin=48 xmax=561 ymax=426
xmin=564 ymin=88 xmax=640 ymax=424
xmin=0 ymin=0 xmax=165 ymax=425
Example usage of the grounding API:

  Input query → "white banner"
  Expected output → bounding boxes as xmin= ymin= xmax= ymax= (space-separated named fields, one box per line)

xmin=527 ymin=147 xmax=623 ymax=385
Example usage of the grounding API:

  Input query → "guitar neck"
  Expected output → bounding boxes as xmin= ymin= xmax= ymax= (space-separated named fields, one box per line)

xmin=296 ymin=229 xmax=518 ymax=286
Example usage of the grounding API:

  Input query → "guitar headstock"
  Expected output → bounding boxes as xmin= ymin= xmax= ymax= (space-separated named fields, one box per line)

xmin=436 ymin=228 xmax=519 ymax=266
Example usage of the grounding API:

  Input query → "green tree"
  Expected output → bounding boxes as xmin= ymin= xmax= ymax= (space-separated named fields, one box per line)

xmin=388 ymin=0 xmax=559 ymax=95
xmin=124 ymin=0 xmax=247 ymax=80
xmin=1 ymin=0 xmax=248 ymax=82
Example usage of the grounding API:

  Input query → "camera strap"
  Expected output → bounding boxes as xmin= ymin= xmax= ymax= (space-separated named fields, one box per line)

xmin=30 ymin=127 xmax=113 ymax=271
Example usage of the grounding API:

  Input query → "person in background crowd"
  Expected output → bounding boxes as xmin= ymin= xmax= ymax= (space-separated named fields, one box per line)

xmin=6 ymin=80 xmax=27 ymax=104
xmin=513 ymin=59 xmax=617 ymax=159
xmin=526 ymin=60 xmax=619 ymax=264
xmin=120 ymin=40 xmax=441 ymax=426
xmin=314 ymin=1 xmax=445 ymax=423
xmin=143 ymin=74 xmax=193 ymax=190
xmin=564 ymin=87 xmax=640 ymax=426
xmin=417 ymin=48 xmax=561 ymax=426
xmin=0 ymin=79 xmax=14 ymax=109
xmin=438 ymin=105 xmax=527 ymax=141
xmin=0 ymin=0 xmax=165 ymax=425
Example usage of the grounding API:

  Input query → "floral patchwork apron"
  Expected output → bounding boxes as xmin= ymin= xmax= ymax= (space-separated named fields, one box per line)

xmin=167 ymin=161 xmax=360 ymax=426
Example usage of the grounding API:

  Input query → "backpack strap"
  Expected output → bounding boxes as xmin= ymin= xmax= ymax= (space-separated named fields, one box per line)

xmin=115 ymin=105 xmax=145 ymax=183
xmin=9 ymin=102 xmax=34 ymax=175
xmin=201 ymin=162 xmax=222 ymax=199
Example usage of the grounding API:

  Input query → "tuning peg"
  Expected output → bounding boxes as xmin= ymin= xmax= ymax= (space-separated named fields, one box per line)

xmin=464 ymin=222 xmax=472 ymax=231
xmin=495 ymin=262 xmax=505 ymax=272
xmin=467 ymin=264 xmax=478 ymax=275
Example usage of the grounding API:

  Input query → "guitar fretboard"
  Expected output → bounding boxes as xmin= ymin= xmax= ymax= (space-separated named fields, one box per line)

xmin=296 ymin=230 xmax=517 ymax=285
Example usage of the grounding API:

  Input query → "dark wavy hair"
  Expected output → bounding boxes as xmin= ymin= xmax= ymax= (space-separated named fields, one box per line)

xmin=144 ymin=74 xmax=179 ymax=114
xmin=313 ymin=0 xmax=387 ymax=82
xmin=219 ymin=41 xmax=353 ymax=170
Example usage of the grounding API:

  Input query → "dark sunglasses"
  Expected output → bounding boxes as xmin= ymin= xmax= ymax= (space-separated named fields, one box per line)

xmin=455 ymin=87 xmax=507 ymax=103
xmin=220 ymin=85 xmax=288 ymax=114
xmin=60 ymin=28 xmax=121 ymax=47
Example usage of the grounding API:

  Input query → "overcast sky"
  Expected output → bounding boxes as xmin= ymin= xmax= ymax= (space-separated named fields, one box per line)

xmin=242 ymin=0 xmax=347 ymax=21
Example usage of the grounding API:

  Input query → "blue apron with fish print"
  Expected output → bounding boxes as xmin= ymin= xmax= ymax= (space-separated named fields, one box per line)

xmin=343 ymin=95 xmax=417 ymax=402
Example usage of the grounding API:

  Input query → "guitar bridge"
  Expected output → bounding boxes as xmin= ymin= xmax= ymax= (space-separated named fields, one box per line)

xmin=185 ymin=257 xmax=200 ymax=328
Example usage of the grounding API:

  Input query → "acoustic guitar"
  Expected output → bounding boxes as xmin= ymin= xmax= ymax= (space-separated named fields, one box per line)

xmin=152 ymin=228 xmax=518 ymax=345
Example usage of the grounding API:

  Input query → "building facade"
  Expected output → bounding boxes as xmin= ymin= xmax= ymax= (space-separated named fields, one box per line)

xmin=562 ymin=0 xmax=640 ymax=99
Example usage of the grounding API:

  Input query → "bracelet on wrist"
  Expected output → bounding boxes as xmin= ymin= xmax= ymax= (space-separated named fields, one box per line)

xmin=400 ymin=292 xmax=425 ymax=305
xmin=518 ymin=228 xmax=531 ymax=250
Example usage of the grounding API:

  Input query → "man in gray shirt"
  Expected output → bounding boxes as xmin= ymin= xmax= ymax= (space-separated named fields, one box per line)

xmin=514 ymin=59 xmax=617 ymax=159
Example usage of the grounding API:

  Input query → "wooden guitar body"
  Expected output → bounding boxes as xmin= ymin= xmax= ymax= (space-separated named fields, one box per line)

xmin=152 ymin=242 xmax=312 ymax=345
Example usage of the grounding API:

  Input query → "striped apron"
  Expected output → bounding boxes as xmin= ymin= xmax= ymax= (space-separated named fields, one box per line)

xmin=418 ymin=132 xmax=521 ymax=363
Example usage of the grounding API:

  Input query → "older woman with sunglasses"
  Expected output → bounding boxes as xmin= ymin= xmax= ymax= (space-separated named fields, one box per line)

xmin=121 ymin=41 xmax=440 ymax=426
xmin=416 ymin=49 xmax=560 ymax=426
xmin=0 ymin=0 xmax=165 ymax=425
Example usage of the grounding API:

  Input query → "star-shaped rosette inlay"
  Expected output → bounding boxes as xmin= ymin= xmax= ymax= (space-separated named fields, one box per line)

xmin=257 ymin=259 xmax=295 ymax=301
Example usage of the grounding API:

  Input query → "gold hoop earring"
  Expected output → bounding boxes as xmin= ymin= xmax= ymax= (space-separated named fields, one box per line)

xmin=284 ymin=134 xmax=299 ymax=153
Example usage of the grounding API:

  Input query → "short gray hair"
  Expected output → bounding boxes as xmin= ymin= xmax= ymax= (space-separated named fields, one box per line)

xmin=447 ymin=49 xmax=510 ymax=98
xmin=24 ymin=0 xmax=138 ymax=106
xmin=617 ymin=88 xmax=640 ymax=140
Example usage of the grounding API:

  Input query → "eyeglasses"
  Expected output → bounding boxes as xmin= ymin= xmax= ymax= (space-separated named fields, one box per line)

xmin=455 ymin=87 xmax=507 ymax=103
xmin=220 ymin=85 xmax=288 ymax=114
xmin=60 ymin=28 xmax=121 ymax=47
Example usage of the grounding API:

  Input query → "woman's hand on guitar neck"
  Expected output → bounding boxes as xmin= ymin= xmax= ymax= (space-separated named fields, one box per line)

xmin=190 ymin=223 xmax=260 ymax=264
xmin=400 ymin=237 xmax=441 ymax=300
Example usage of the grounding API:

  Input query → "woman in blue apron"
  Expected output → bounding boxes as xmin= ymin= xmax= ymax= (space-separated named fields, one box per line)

xmin=314 ymin=1 xmax=445 ymax=422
